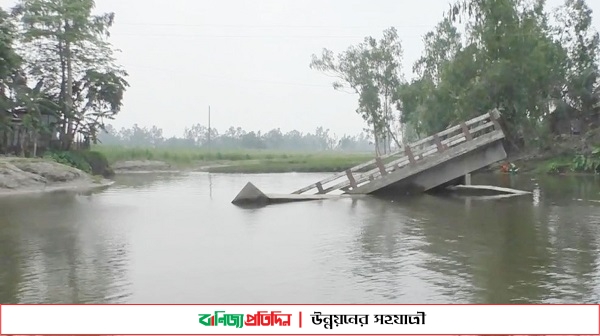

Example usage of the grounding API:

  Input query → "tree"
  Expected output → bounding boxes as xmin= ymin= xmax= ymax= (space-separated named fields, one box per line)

xmin=97 ymin=122 xmax=377 ymax=152
xmin=263 ymin=128 xmax=283 ymax=149
xmin=13 ymin=0 xmax=129 ymax=150
xmin=184 ymin=123 xmax=207 ymax=146
xmin=394 ymin=0 xmax=567 ymax=150
xmin=395 ymin=18 xmax=465 ymax=136
xmin=555 ymin=0 xmax=600 ymax=127
xmin=391 ymin=0 xmax=578 ymax=153
xmin=0 ymin=7 xmax=22 ymax=152
xmin=413 ymin=18 xmax=462 ymax=83
xmin=0 ymin=7 xmax=57 ymax=155
xmin=0 ymin=7 xmax=22 ymax=110
xmin=310 ymin=27 xmax=405 ymax=155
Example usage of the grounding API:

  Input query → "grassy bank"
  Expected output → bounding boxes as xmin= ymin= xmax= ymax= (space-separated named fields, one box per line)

xmin=92 ymin=141 xmax=600 ymax=175
xmin=93 ymin=145 xmax=302 ymax=164
xmin=459 ymin=128 xmax=600 ymax=176
xmin=93 ymin=145 xmax=374 ymax=173
xmin=206 ymin=153 xmax=373 ymax=173
xmin=493 ymin=138 xmax=600 ymax=175
xmin=485 ymin=154 xmax=600 ymax=176
xmin=531 ymin=152 xmax=600 ymax=175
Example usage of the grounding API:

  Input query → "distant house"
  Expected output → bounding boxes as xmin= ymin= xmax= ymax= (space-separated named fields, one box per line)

xmin=0 ymin=106 xmax=61 ymax=156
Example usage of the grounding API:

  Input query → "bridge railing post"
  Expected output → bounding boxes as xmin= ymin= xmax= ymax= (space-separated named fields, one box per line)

xmin=461 ymin=121 xmax=473 ymax=141
xmin=346 ymin=169 xmax=358 ymax=189
xmin=316 ymin=182 xmax=324 ymax=194
xmin=375 ymin=157 xmax=388 ymax=176
xmin=489 ymin=109 xmax=502 ymax=131
xmin=433 ymin=133 xmax=444 ymax=152
xmin=405 ymin=146 xmax=416 ymax=165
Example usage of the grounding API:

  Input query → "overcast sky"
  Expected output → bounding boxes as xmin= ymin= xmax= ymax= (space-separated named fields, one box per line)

xmin=2 ymin=0 xmax=600 ymax=138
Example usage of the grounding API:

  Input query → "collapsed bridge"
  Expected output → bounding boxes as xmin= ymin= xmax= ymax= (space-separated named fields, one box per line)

xmin=232 ymin=109 xmax=508 ymax=206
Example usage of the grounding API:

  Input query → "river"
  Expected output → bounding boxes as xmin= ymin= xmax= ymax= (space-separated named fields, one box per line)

xmin=0 ymin=172 xmax=599 ymax=304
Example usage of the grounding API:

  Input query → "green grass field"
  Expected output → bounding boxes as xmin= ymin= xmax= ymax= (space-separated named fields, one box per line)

xmin=206 ymin=153 xmax=373 ymax=173
xmin=93 ymin=145 xmax=374 ymax=173
xmin=94 ymin=146 xmax=294 ymax=163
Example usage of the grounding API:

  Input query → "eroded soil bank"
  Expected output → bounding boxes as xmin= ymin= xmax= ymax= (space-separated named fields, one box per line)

xmin=0 ymin=157 xmax=113 ymax=196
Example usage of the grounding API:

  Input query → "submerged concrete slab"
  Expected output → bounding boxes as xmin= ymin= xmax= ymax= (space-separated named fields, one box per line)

xmin=231 ymin=182 xmax=270 ymax=206
xmin=266 ymin=193 xmax=358 ymax=204
xmin=232 ymin=182 xmax=360 ymax=206
xmin=447 ymin=184 xmax=531 ymax=196
xmin=452 ymin=193 xmax=531 ymax=201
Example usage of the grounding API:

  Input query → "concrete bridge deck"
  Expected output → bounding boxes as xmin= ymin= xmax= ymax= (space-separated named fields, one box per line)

xmin=232 ymin=109 xmax=508 ymax=205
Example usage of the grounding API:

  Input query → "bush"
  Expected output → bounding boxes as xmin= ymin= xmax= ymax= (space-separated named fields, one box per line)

xmin=44 ymin=151 xmax=92 ymax=174
xmin=80 ymin=150 xmax=114 ymax=177
xmin=45 ymin=150 xmax=114 ymax=177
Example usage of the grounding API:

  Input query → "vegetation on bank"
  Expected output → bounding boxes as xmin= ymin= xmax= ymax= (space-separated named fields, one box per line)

xmin=95 ymin=0 xmax=600 ymax=176
xmin=5 ymin=0 xmax=600 ymax=178
xmin=48 ymin=141 xmax=600 ymax=175
xmin=92 ymin=145 xmax=372 ymax=173
xmin=93 ymin=138 xmax=600 ymax=175
xmin=310 ymin=0 xmax=600 ymax=162
xmin=205 ymin=153 xmax=373 ymax=173
xmin=537 ymin=148 xmax=600 ymax=174
xmin=95 ymin=145 xmax=319 ymax=164
xmin=0 ymin=0 xmax=127 ymax=156
xmin=43 ymin=150 xmax=114 ymax=177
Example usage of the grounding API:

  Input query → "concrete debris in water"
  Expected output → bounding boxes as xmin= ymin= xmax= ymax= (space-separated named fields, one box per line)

xmin=231 ymin=182 xmax=270 ymax=206
xmin=231 ymin=182 xmax=359 ymax=207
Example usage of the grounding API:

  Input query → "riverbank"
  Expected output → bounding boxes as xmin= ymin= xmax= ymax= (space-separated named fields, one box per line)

xmin=93 ymin=146 xmax=374 ymax=174
xmin=0 ymin=157 xmax=113 ymax=196
xmin=205 ymin=153 xmax=374 ymax=173
xmin=485 ymin=131 xmax=600 ymax=175
xmin=96 ymin=131 xmax=600 ymax=176
xmin=109 ymin=155 xmax=373 ymax=174
xmin=107 ymin=152 xmax=593 ymax=175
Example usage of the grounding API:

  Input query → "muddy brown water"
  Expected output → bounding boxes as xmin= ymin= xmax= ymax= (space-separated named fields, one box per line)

xmin=1 ymin=172 xmax=599 ymax=304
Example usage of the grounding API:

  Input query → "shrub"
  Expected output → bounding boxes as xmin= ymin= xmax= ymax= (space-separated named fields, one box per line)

xmin=44 ymin=151 xmax=92 ymax=174
xmin=80 ymin=150 xmax=114 ymax=177
xmin=45 ymin=150 xmax=114 ymax=177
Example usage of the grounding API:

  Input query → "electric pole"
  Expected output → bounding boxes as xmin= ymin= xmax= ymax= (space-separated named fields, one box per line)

xmin=208 ymin=105 xmax=211 ymax=151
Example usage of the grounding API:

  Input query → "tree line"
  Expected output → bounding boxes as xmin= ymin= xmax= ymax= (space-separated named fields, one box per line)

xmin=4 ymin=0 xmax=597 ymax=159
xmin=98 ymin=124 xmax=374 ymax=152
xmin=311 ymin=0 xmax=600 ymax=154
xmin=0 ymin=0 xmax=128 ymax=155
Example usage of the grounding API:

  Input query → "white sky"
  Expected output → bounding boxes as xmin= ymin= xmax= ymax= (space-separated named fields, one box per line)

xmin=2 ymin=0 xmax=600 ymax=137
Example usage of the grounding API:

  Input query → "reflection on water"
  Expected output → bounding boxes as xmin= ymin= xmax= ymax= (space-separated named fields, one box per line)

xmin=0 ymin=192 xmax=132 ymax=304
xmin=0 ymin=172 xmax=600 ymax=303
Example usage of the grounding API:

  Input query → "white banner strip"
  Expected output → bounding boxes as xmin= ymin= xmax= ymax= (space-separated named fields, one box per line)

xmin=1 ymin=304 xmax=598 ymax=335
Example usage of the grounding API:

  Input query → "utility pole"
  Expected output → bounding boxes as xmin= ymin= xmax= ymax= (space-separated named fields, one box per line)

xmin=208 ymin=105 xmax=211 ymax=151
